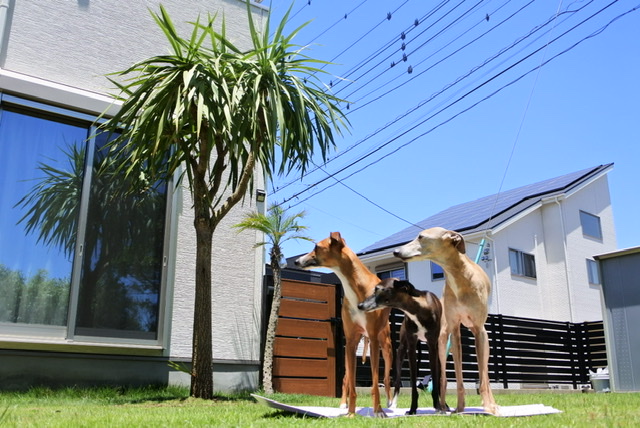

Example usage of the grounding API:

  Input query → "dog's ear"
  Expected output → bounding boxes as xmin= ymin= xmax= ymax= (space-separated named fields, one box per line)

xmin=394 ymin=280 xmax=421 ymax=297
xmin=329 ymin=232 xmax=345 ymax=250
xmin=378 ymin=278 xmax=395 ymax=289
xmin=447 ymin=231 xmax=466 ymax=254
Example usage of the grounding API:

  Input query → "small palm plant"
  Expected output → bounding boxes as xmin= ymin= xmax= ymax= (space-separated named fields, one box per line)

xmin=234 ymin=204 xmax=312 ymax=394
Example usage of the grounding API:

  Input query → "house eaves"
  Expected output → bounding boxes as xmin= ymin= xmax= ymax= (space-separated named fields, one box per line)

xmin=358 ymin=163 xmax=613 ymax=257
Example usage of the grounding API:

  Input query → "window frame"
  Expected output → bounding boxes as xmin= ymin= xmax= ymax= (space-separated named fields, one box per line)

xmin=509 ymin=248 xmax=537 ymax=279
xmin=580 ymin=210 xmax=603 ymax=240
xmin=376 ymin=263 xmax=407 ymax=281
xmin=586 ymin=259 xmax=601 ymax=285
xmin=0 ymin=94 xmax=173 ymax=349
xmin=431 ymin=261 xmax=445 ymax=281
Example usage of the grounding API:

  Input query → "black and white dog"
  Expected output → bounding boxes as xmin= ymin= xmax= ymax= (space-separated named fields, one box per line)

xmin=358 ymin=278 xmax=448 ymax=415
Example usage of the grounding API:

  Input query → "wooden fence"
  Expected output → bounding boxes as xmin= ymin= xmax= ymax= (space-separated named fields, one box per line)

xmin=271 ymin=279 xmax=339 ymax=396
xmin=356 ymin=311 xmax=607 ymax=389
xmin=264 ymin=277 xmax=607 ymax=394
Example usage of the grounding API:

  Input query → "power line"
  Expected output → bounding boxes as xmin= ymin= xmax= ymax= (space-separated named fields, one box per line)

xmin=280 ymin=1 xmax=636 ymax=211
xmin=273 ymin=0 xmax=589 ymax=195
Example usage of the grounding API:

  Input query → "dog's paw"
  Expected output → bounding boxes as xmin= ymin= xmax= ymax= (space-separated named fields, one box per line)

xmin=373 ymin=409 xmax=387 ymax=418
xmin=484 ymin=404 xmax=501 ymax=416
xmin=338 ymin=403 xmax=348 ymax=410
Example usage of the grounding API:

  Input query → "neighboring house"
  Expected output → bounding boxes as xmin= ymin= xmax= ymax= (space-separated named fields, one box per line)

xmin=358 ymin=164 xmax=617 ymax=323
xmin=0 ymin=1 xmax=268 ymax=392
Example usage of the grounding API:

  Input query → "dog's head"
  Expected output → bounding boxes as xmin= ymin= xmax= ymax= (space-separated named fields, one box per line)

xmin=358 ymin=278 xmax=418 ymax=312
xmin=393 ymin=227 xmax=466 ymax=262
xmin=295 ymin=231 xmax=347 ymax=270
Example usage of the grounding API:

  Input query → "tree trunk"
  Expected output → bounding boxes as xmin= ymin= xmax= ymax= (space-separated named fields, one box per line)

xmin=190 ymin=201 xmax=215 ymax=399
xmin=262 ymin=248 xmax=282 ymax=394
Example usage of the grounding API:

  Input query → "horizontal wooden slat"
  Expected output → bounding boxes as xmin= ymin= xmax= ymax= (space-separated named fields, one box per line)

xmin=273 ymin=377 xmax=334 ymax=397
xmin=276 ymin=318 xmax=331 ymax=339
xmin=282 ymin=280 xmax=335 ymax=302
xmin=273 ymin=357 xmax=329 ymax=377
xmin=274 ymin=337 xmax=327 ymax=359
xmin=279 ymin=299 xmax=331 ymax=320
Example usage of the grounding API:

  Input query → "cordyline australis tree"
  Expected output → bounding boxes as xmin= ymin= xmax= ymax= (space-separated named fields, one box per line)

xmin=234 ymin=204 xmax=311 ymax=394
xmin=99 ymin=3 xmax=348 ymax=399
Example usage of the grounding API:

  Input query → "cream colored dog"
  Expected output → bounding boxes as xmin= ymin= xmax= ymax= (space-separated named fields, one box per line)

xmin=393 ymin=227 xmax=499 ymax=415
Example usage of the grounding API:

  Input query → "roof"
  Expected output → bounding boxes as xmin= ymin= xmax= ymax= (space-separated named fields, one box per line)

xmin=359 ymin=163 xmax=613 ymax=255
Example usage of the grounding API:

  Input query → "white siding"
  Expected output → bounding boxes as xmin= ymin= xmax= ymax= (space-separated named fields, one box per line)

xmin=492 ymin=210 xmax=548 ymax=320
xmin=562 ymin=175 xmax=616 ymax=321
xmin=362 ymin=173 xmax=616 ymax=324
xmin=3 ymin=1 xmax=263 ymax=95
xmin=0 ymin=0 xmax=268 ymax=390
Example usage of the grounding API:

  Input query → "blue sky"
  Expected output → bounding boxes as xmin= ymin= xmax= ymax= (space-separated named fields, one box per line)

xmin=265 ymin=0 xmax=640 ymax=258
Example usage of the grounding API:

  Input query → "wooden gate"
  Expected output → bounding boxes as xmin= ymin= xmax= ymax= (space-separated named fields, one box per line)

xmin=272 ymin=279 xmax=339 ymax=396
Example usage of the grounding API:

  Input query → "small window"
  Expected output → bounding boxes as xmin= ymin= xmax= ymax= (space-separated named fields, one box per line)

xmin=580 ymin=211 xmax=602 ymax=240
xmin=587 ymin=259 xmax=600 ymax=285
xmin=509 ymin=249 xmax=536 ymax=279
xmin=377 ymin=267 xmax=406 ymax=281
xmin=431 ymin=262 xmax=444 ymax=281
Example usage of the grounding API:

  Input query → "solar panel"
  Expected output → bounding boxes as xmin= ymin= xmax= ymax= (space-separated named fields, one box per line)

xmin=359 ymin=164 xmax=610 ymax=254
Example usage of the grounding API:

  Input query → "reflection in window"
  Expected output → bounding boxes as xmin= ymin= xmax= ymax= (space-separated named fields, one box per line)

xmin=580 ymin=211 xmax=602 ymax=240
xmin=509 ymin=248 xmax=536 ymax=279
xmin=0 ymin=99 xmax=168 ymax=343
xmin=377 ymin=267 xmax=406 ymax=281
xmin=75 ymin=132 xmax=167 ymax=340
xmin=587 ymin=259 xmax=600 ymax=285
xmin=0 ymin=109 xmax=85 ymax=326
xmin=431 ymin=262 xmax=444 ymax=281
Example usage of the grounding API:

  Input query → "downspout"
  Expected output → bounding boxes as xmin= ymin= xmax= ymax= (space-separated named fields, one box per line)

xmin=482 ymin=234 xmax=500 ymax=315
xmin=0 ymin=0 xmax=10 ymax=68
xmin=554 ymin=196 xmax=575 ymax=322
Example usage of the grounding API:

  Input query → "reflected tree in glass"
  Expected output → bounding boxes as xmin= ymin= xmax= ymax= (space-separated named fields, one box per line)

xmin=15 ymin=134 xmax=167 ymax=339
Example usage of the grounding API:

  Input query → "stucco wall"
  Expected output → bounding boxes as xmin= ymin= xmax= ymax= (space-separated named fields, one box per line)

xmin=562 ymin=175 xmax=616 ymax=321
xmin=2 ymin=0 xmax=264 ymax=94
xmin=362 ymin=174 xmax=615 ymax=324
xmin=0 ymin=0 xmax=268 ymax=391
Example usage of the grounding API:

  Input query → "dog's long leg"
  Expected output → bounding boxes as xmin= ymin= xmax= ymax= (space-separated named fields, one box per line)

xmin=473 ymin=325 xmax=499 ymax=415
xmin=379 ymin=325 xmax=393 ymax=409
xmin=427 ymin=329 xmax=445 ymax=411
xmin=367 ymin=335 xmax=386 ymax=418
xmin=406 ymin=333 xmax=419 ymax=415
xmin=391 ymin=332 xmax=406 ymax=409
xmin=451 ymin=325 xmax=465 ymax=413
xmin=344 ymin=334 xmax=359 ymax=416
xmin=437 ymin=328 xmax=449 ymax=413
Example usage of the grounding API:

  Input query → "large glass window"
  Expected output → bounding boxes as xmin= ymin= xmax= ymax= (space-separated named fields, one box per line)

xmin=0 ymin=108 xmax=84 ymax=327
xmin=0 ymin=96 xmax=169 ymax=344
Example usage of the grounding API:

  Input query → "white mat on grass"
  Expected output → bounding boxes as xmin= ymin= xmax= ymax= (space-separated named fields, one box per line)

xmin=252 ymin=394 xmax=562 ymax=418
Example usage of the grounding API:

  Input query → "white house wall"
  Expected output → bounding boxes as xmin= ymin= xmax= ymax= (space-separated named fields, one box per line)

xmin=0 ymin=0 xmax=268 ymax=391
xmin=363 ymin=173 xmax=615 ymax=325
xmin=492 ymin=209 xmax=550 ymax=320
xmin=560 ymin=175 xmax=616 ymax=321
xmin=3 ymin=1 xmax=264 ymax=96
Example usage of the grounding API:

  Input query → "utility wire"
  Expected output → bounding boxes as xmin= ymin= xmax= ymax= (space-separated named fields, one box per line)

xmin=280 ymin=1 xmax=636 ymax=210
xmin=273 ymin=0 xmax=589 ymax=195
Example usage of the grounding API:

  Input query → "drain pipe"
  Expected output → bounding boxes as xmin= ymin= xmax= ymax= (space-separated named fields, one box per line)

xmin=0 ymin=0 xmax=10 ymax=67
xmin=553 ymin=196 xmax=575 ymax=322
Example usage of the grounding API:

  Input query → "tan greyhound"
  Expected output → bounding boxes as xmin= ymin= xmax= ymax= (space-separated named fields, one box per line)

xmin=296 ymin=232 xmax=393 ymax=418
xmin=393 ymin=227 xmax=499 ymax=415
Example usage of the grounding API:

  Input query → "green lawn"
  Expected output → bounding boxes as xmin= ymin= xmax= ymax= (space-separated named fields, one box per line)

xmin=1 ymin=386 xmax=639 ymax=427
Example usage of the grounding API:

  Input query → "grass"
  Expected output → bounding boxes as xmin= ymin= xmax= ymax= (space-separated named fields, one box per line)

xmin=0 ymin=386 xmax=639 ymax=427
